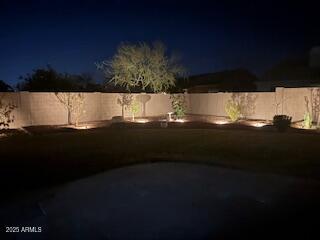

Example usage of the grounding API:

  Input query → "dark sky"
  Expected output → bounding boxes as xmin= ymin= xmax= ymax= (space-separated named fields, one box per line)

xmin=1 ymin=0 xmax=319 ymax=85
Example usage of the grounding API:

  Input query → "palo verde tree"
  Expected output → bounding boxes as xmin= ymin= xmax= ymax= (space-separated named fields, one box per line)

xmin=97 ymin=42 xmax=186 ymax=93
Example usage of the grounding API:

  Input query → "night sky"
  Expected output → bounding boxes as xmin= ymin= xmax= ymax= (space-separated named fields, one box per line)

xmin=1 ymin=0 xmax=319 ymax=85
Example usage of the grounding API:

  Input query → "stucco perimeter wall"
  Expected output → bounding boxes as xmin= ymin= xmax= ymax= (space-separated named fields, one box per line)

xmin=0 ymin=92 xmax=29 ymax=128
xmin=1 ymin=88 xmax=319 ymax=128
xmin=281 ymin=88 xmax=311 ymax=121
xmin=187 ymin=92 xmax=277 ymax=120
xmin=99 ymin=93 xmax=174 ymax=119
xmin=141 ymin=93 xmax=174 ymax=117
xmin=187 ymin=87 xmax=320 ymax=121
xmin=0 ymin=92 xmax=174 ymax=128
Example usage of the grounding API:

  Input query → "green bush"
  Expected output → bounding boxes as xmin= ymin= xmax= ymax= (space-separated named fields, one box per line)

xmin=130 ymin=100 xmax=140 ymax=121
xmin=273 ymin=115 xmax=292 ymax=132
xmin=303 ymin=112 xmax=312 ymax=129
xmin=225 ymin=100 xmax=241 ymax=122
xmin=170 ymin=94 xmax=186 ymax=119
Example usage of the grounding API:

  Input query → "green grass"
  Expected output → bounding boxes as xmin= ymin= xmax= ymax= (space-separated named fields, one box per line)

xmin=1 ymin=127 xmax=320 ymax=200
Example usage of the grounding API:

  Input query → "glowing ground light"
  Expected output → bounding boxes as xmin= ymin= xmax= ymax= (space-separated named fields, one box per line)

xmin=74 ymin=126 xmax=90 ymax=130
xmin=214 ymin=120 xmax=229 ymax=125
xmin=70 ymin=124 xmax=97 ymax=130
xmin=135 ymin=119 xmax=149 ymax=123
xmin=175 ymin=119 xmax=186 ymax=123
xmin=0 ymin=133 xmax=7 ymax=138
xmin=251 ymin=122 xmax=267 ymax=128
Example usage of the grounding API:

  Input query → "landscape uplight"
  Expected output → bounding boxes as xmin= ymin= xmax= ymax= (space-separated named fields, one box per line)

xmin=175 ymin=119 xmax=185 ymax=123
xmin=74 ymin=125 xmax=89 ymax=130
xmin=68 ymin=124 xmax=97 ymax=130
xmin=251 ymin=122 xmax=267 ymax=128
xmin=135 ymin=119 xmax=149 ymax=123
xmin=0 ymin=133 xmax=7 ymax=138
xmin=214 ymin=120 xmax=229 ymax=125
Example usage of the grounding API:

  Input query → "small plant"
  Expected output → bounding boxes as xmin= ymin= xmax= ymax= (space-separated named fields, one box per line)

xmin=273 ymin=115 xmax=292 ymax=132
xmin=225 ymin=100 xmax=241 ymax=122
xmin=303 ymin=112 xmax=312 ymax=129
xmin=170 ymin=94 xmax=186 ymax=119
xmin=130 ymin=100 xmax=140 ymax=121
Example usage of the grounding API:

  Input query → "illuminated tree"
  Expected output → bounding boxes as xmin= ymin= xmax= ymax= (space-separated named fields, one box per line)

xmin=130 ymin=99 xmax=140 ymax=121
xmin=55 ymin=93 xmax=85 ymax=126
xmin=117 ymin=93 xmax=133 ymax=118
xmin=225 ymin=93 xmax=257 ymax=122
xmin=234 ymin=93 xmax=257 ymax=119
xmin=0 ymin=99 xmax=16 ymax=129
xmin=225 ymin=99 xmax=241 ymax=122
xmin=97 ymin=42 xmax=185 ymax=93
xmin=170 ymin=94 xmax=186 ymax=119
xmin=304 ymin=88 xmax=320 ymax=127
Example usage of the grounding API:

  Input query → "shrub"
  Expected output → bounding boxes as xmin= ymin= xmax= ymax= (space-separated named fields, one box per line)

xmin=303 ymin=112 xmax=312 ymax=129
xmin=130 ymin=100 xmax=140 ymax=121
xmin=170 ymin=94 xmax=186 ymax=119
xmin=273 ymin=115 xmax=292 ymax=132
xmin=225 ymin=100 xmax=241 ymax=122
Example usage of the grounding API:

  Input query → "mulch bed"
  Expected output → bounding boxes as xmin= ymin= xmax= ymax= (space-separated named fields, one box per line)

xmin=2 ymin=118 xmax=319 ymax=136
xmin=23 ymin=125 xmax=78 ymax=135
xmin=110 ymin=120 xmax=320 ymax=135
xmin=22 ymin=120 xmax=112 ymax=135
xmin=0 ymin=129 xmax=25 ymax=137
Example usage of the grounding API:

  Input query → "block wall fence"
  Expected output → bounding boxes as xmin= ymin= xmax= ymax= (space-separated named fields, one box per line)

xmin=0 ymin=87 xmax=319 ymax=128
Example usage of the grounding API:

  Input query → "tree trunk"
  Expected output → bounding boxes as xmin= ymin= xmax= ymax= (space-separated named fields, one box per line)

xmin=67 ymin=97 xmax=72 ymax=125
xmin=68 ymin=110 xmax=72 ymax=125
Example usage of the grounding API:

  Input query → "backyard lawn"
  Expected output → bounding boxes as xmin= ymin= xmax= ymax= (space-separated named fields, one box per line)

xmin=1 ymin=124 xmax=320 ymax=201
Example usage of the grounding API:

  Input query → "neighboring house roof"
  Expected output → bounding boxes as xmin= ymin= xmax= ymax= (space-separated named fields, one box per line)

xmin=261 ymin=55 xmax=320 ymax=82
xmin=183 ymin=69 xmax=258 ymax=93
xmin=256 ymin=55 xmax=320 ymax=91
xmin=255 ymin=80 xmax=320 ymax=92
xmin=187 ymin=84 xmax=220 ymax=93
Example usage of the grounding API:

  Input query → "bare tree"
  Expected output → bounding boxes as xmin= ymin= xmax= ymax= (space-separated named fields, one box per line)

xmin=0 ymin=94 xmax=16 ymax=129
xmin=273 ymin=91 xmax=290 ymax=115
xmin=117 ymin=93 xmax=133 ymax=118
xmin=308 ymin=88 xmax=320 ymax=125
xmin=229 ymin=93 xmax=258 ymax=119
xmin=55 ymin=93 xmax=85 ymax=126
xmin=273 ymin=95 xmax=281 ymax=115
